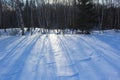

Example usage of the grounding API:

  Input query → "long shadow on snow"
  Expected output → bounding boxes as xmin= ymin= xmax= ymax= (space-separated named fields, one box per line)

xmin=56 ymin=35 xmax=80 ymax=80
xmin=43 ymin=35 xmax=58 ymax=80
xmin=34 ymin=35 xmax=57 ymax=80
xmin=60 ymin=35 xmax=120 ymax=80
xmin=64 ymin=35 xmax=110 ymax=79
xmin=62 ymin=35 xmax=92 ymax=61
xmin=0 ymin=37 xmax=10 ymax=42
xmin=57 ymin=35 xmax=75 ymax=65
xmin=1 ymin=35 xmax=42 ymax=80
xmin=59 ymin=35 xmax=105 ymax=80
xmin=79 ymin=36 xmax=120 ymax=73
xmin=0 ymin=37 xmax=19 ymax=51
xmin=93 ymin=35 xmax=120 ymax=55
xmin=0 ymin=36 xmax=27 ymax=64
xmin=33 ymin=35 xmax=49 ymax=80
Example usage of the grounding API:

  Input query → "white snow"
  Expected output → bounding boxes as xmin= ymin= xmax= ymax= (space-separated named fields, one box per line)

xmin=0 ymin=30 xmax=120 ymax=80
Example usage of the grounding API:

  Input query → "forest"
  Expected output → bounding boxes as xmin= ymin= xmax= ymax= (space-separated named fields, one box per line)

xmin=0 ymin=0 xmax=120 ymax=80
xmin=0 ymin=0 xmax=120 ymax=35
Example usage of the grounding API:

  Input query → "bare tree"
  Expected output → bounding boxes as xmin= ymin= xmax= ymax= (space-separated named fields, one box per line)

xmin=14 ymin=0 xmax=25 ymax=35
xmin=0 ymin=0 xmax=2 ymax=28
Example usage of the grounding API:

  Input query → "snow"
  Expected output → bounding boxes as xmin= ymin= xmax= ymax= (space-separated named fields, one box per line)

xmin=0 ymin=30 xmax=120 ymax=80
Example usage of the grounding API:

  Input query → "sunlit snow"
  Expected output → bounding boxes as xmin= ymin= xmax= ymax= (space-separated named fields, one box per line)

xmin=0 ymin=30 xmax=120 ymax=80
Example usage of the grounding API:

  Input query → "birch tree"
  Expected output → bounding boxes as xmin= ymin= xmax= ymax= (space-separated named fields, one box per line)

xmin=14 ymin=0 xmax=25 ymax=35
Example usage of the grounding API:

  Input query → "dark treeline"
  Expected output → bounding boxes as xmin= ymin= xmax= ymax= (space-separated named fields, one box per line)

xmin=0 ymin=0 xmax=120 ymax=34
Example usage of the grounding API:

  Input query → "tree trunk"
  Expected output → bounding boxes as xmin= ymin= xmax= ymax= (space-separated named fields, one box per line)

xmin=15 ymin=0 xmax=24 ymax=35
xmin=0 ymin=0 xmax=2 ymax=28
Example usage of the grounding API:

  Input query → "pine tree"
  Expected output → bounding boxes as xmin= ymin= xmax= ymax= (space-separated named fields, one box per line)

xmin=76 ymin=0 xmax=97 ymax=34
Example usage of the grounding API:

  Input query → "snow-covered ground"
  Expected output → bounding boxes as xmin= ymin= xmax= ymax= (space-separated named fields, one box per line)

xmin=0 ymin=30 xmax=120 ymax=80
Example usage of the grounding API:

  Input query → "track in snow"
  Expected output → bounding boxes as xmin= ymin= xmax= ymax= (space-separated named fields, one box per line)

xmin=0 ymin=33 xmax=120 ymax=80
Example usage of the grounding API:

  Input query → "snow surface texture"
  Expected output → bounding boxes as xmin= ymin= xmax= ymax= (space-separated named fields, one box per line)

xmin=0 ymin=30 xmax=120 ymax=80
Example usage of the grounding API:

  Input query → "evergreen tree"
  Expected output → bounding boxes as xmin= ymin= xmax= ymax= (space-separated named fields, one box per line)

xmin=76 ymin=0 xmax=97 ymax=34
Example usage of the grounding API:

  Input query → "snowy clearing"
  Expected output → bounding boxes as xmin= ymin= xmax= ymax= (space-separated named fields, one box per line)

xmin=0 ymin=30 xmax=120 ymax=80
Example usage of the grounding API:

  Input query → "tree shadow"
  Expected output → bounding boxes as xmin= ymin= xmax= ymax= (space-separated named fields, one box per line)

xmin=0 ymin=35 xmax=42 ymax=80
